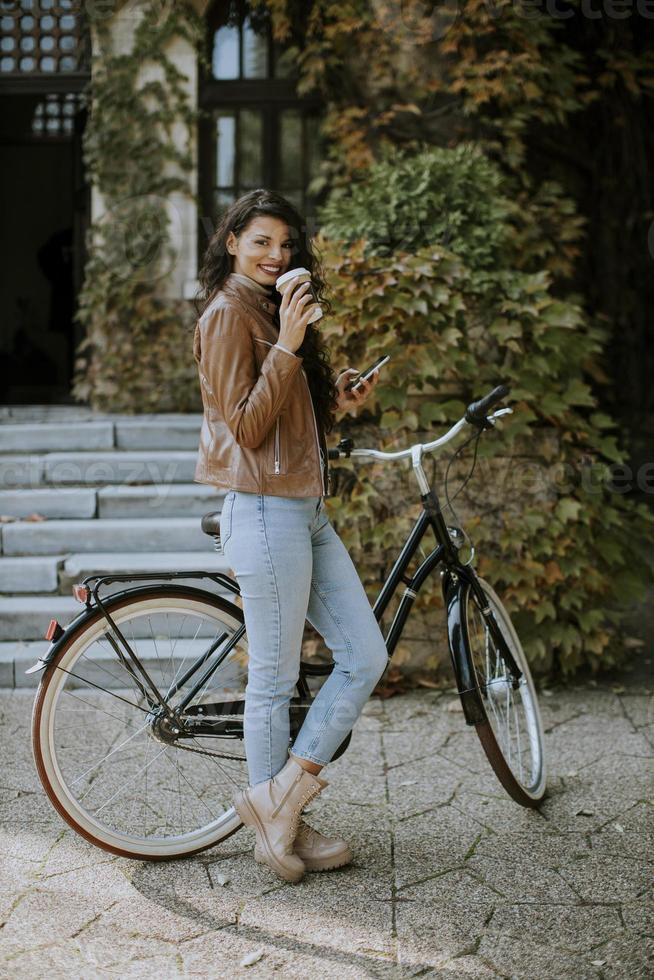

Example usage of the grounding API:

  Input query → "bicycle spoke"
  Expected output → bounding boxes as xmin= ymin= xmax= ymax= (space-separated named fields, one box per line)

xmin=142 ymin=728 xmax=151 ymax=837
xmin=70 ymin=718 xmax=151 ymax=788
xmin=94 ymin=746 xmax=168 ymax=815
xmin=163 ymin=750 xmax=218 ymax=822
xmin=59 ymin=687 xmax=144 ymax=725
xmin=54 ymin=665 xmax=150 ymax=714
xmin=79 ymin=642 xmax=139 ymax=691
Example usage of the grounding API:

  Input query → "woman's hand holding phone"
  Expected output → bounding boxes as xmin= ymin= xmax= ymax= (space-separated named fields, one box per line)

xmin=335 ymin=353 xmax=389 ymax=413
xmin=278 ymin=281 xmax=320 ymax=354
xmin=335 ymin=366 xmax=381 ymax=414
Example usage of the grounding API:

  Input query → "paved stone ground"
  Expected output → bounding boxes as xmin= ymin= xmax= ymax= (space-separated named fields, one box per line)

xmin=1 ymin=667 xmax=652 ymax=979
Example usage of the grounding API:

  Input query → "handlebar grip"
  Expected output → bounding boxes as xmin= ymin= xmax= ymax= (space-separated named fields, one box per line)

xmin=328 ymin=438 xmax=354 ymax=460
xmin=465 ymin=384 xmax=510 ymax=425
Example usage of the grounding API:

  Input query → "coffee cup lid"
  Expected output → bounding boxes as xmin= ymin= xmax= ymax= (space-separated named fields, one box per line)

xmin=276 ymin=267 xmax=310 ymax=289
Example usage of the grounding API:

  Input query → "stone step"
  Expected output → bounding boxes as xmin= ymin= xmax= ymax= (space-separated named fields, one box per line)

xmin=0 ymin=641 xmax=48 ymax=687
xmin=114 ymin=418 xmax=201 ymax=450
xmin=0 ymin=551 xmax=231 ymax=595
xmin=2 ymin=636 xmax=245 ymax=689
xmin=0 ymin=586 xmax=240 ymax=643
xmin=0 ymin=488 xmax=97 ymax=519
xmin=0 ymin=451 xmax=199 ymax=488
xmin=0 ymin=484 xmax=223 ymax=520
xmin=0 ymin=417 xmax=202 ymax=453
xmin=59 ymin=551 xmax=231 ymax=593
xmin=0 ymin=406 xmax=110 ymax=422
xmin=97 ymin=484 xmax=222 ymax=518
xmin=0 ymin=596 xmax=80 ymax=641
xmin=0 ymin=556 xmax=63 ymax=593
xmin=0 ymin=422 xmax=114 ymax=453
xmin=2 ymin=518 xmax=212 ymax=556
xmin=0 ymin=407 xmax=199 ymax=422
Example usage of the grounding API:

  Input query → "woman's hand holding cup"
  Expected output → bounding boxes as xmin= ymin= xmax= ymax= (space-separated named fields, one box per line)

xmin=276 ymin=268 xmax=323 ymax=355
xmin=278 ymin=282 xmax=317 ymax=354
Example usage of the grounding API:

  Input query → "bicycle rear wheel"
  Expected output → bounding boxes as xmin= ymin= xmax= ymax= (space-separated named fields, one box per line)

xmin=462 ymin=577 xmax=546 ymax=807
xmin=32 ymin=588 xmax=251 ymax=860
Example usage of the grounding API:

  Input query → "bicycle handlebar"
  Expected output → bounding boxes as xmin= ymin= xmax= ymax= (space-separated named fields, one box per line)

xmin=328 ymin=384 xmax=512 ymax=463
xmin=464 ymin=383 xmax=510 ymax=427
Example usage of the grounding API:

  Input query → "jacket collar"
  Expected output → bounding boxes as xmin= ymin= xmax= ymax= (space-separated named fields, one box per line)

xmin=222 ymin=273 xmax=278 ymax=321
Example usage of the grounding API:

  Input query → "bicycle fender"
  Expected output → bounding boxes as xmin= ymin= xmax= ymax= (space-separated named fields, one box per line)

xmin=25 ymin=604 xmax=100 ymax=676
xmin=26 ymin=584 xmax=243 ymax=677
xmin=441 ymin=571 xmax=486 ymax=726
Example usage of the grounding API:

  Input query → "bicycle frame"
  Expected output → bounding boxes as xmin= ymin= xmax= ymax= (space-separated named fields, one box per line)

xmin=361 ymin=479 xmax=521 ymax=716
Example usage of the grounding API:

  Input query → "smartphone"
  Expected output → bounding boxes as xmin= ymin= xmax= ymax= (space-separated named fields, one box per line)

xmin=344 ymin=354 xmax=391 ymax=392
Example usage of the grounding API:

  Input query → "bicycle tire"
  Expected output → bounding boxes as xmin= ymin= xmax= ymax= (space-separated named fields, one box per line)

xmin=32 ymin=587 xmax=254 ymax=860
xmin=462 ymin=577 xmax=547 ymax=807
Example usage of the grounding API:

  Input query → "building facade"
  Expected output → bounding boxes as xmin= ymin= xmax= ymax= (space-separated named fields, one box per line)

xmin=0 ymin=0 xmax=326 ymax=406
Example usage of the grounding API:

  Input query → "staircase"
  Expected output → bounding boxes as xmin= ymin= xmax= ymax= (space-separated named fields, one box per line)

xmin=0 ymin=407 xmax=231 ymax=687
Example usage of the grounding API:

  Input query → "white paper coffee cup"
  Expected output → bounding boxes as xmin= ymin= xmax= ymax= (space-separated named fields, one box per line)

xmin=275 ymin=267 xmax=323 ymax=323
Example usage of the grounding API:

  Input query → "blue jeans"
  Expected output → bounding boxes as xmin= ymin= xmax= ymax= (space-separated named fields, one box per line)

xmin=220 ymin=491 xmax=389 ymax=785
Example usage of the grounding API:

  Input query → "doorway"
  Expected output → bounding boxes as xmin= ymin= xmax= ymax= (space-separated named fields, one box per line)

xmin=0 ymin=90 xmax=89 ymax=405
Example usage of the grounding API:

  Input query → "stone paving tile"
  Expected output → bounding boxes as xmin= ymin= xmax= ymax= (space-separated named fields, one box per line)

xmin=555 ymin=851 xmax=653 ymax=904
xmin=488 ymin=902 xmax=625 ymax=953
xmin=394 ymin=901 xmax=497 ymax=974
xmin=476 ymin=933 xmax=604 ymax=979
xmin=447 ymin=787 xmax=561 ymax=837
xmin=0 ymin=680 xmax=652 ymax=979
xmin=587 ymin=828 xmax=654 ymax=863
xmin=617 ymin=692 xmax=654 ymax=728
xmin=621 ymin=902 xmax=654 ymax=933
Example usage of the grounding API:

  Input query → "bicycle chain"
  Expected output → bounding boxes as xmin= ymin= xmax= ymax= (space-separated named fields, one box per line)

xmin=172 ymin=737 xmax=246 ymax=764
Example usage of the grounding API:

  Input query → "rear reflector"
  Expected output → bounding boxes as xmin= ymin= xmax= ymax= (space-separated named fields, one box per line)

xmin=45 ymin=619 xmax=63 ymax=642
xmin=73 ymin=584 xmax=90 ymax=603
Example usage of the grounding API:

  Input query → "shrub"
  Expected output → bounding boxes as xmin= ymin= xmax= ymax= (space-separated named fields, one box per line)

xmin=320 ymin=142 xmax=511 ymax=273
xmin=317 ymin=144 xmax=654 ymax=677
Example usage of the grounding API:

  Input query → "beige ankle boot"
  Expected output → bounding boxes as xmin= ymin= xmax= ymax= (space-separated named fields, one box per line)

xmin=293 ymin=819 xmax=353 ymax=871
xmin=233 ymin=757 xmax=327 ymax=883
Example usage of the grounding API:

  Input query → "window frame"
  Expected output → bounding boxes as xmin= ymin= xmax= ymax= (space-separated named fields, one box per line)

xmin=198 ymin=2 xmax=324 ymax=264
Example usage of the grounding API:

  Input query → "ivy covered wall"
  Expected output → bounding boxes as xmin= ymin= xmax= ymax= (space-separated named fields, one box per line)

xmin=72 ymin=0 xmax=205 ymax=411
xmin=72 ymin=1 xmax=653 ymax=677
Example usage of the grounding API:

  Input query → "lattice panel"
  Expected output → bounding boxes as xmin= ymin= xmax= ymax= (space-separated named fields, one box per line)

xmin=0 ymin=1 xmax=89 ymax=75
xmin=31 ymin=91 xmax=83 ymax=135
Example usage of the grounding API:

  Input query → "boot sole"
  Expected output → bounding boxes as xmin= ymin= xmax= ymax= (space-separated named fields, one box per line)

xmin=303 ymin=849 xmax=353 ymax=872
xmin=234 ymin=791 xmax=304 ymax=884
xmin=255 ymin=845 xmax=353 ymax=872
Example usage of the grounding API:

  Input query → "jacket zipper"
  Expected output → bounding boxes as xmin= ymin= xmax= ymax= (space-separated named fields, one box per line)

xmin=301 ymin=368 xmax=327 ymax=496
xmin=253 ymin=336 xmax=327 ymax=494
xmin=200 ymin=371 xmax=213 ymax=396
xmin=257 ymin=338 xmax=282 ymax=475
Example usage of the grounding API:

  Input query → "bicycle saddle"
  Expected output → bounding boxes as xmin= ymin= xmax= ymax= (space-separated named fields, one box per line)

xmin=201 ymin=511 xmax=221 ymax=537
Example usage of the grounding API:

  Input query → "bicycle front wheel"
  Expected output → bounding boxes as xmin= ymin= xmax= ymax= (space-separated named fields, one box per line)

xmin=32 ymin=588 xmax=250 ymax=860
xmin=463 ymin=577 xmax=547 ymax=807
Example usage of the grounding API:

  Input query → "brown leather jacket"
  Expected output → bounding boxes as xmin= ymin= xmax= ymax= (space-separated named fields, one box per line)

xmin=193 ymin=274 xmax=331 ymax=498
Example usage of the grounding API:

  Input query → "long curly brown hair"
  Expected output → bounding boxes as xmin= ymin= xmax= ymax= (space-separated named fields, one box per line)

xmin=195 ymin=189 xmax=339 ymax=437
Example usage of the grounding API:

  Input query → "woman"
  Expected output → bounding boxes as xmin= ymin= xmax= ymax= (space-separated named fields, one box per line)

xmin=193 ymin=189 xmax=389 ymax=883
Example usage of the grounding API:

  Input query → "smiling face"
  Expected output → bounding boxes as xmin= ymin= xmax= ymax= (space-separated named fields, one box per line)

xmin=226 ymin=216 xmax=295 ymax=287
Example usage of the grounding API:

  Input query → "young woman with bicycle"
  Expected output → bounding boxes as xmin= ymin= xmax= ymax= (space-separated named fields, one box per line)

xmin=193 ymin=189 xmax=389 ymax=882
xmin=30 ymin=193 xmax=546 ymax=870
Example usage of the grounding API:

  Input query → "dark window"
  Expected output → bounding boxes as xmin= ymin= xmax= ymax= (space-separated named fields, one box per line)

xmin=31 ymin=90 xmax=83 ymax=138
xmin=199 ymin=0 xmax=325 ymax=251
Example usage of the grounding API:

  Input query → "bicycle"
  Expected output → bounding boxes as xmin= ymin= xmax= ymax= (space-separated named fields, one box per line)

xmin=30 ymin=383 xmax=546 ymax=861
